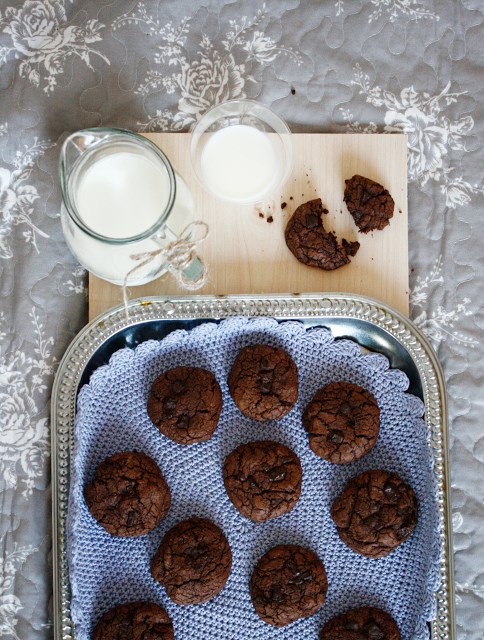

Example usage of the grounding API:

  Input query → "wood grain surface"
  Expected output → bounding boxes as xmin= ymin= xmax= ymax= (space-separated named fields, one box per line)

xmin=89 ymin=133 xmax=408 ymax=320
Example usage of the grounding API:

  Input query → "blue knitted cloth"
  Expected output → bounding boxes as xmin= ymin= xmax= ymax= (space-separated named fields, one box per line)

xmin=68 ymin=317 xmax=440 ymax=640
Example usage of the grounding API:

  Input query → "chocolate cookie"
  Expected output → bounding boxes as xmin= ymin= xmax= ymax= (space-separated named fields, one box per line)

xmin=331 ymin=469 xmax=418 ymax=558
xmin=320 ymin=606 xmax=401 ymax=640
xmin=147 ymin=366 xmax=222 ymax=444
xmin=228 ymin=345 xmax=298 ymax=421
xmin=343 ymin=175 xmax=394 ymax=233
xmin=84 ymin=451 xmax=171 ymax=537
xmin=250 ymin=544 xmax=328 ymax=626
xmin=223 ymin=440 xmax=302 ymax=522
xmin=303 ymin=381 xmax=380 ymax=464
xmin=151 ymin=517 xmax=232 ymax=605
xmin=93 ymin=602 xmax=174 ymax=640
xmin=285 ymin=198 xmax=360 ymax=270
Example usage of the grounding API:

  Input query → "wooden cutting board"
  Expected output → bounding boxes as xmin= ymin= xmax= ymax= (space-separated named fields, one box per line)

xmin=89 ymin=133 xmax=408 ymax=321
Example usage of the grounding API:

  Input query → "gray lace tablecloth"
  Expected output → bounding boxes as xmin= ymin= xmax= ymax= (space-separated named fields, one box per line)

xmin=0 ymin=2 xmax=482 ymax=639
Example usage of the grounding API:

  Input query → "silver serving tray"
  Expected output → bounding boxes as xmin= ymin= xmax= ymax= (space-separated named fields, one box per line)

xmin=51 ymin=293 xmax=454 ymax=640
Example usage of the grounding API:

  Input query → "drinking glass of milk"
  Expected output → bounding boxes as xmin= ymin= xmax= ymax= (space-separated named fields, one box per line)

xmin=59 ymin=128 xmax=205 ymax=286
xmin=190 ymin=99 xmax=292 ymax=205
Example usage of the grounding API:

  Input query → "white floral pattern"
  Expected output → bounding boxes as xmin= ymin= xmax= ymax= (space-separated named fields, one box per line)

xmin=336 ymin=0 xmax=439 ymax=21
xmin=410 ymin=256 xmax=477 ymax=347
xmin=369 ymin=0 xmax=439 ymax=22
xmin=0 ymin=1 xmax=482 ymax=638
xmin=0 ymin=0 xmax=109 ymax=93
xmin=0 ymin=136 xmax=55 ymax=259
xmin=454 ymin=581 xmax=484 ymax=606
xmin=113 ymin=3 xmax=302 ymax=131
xmin=342 ymin=64 xmax=484 ymax=208
xmin=0 ymin=308 xmax=56 ymax=495
xmin=61 ymin=265 xmax=88 ymax=297
xmin=0 ymin=540 xmax=38 ymax=640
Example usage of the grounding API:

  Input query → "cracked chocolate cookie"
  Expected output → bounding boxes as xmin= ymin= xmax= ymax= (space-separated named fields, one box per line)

xmin=344 ymin=175 xmax=394 ymax=233
xmin=303 ymin=381 xmax=380 ymax=464
xmin=93 ymin=601 xmax=174 ymax=640
xmin=320 ymin=606 xmax=401 ymax=640
xmin=228 ymin=345 xmax=298 ymax=421
xmin=250 ymin=544 xmax=328 ymax=626
xmin=223 ymin=440 xmax=302 ymax=522
xmin=331 ymin=469 xmax=418 ymax=558
xmin=84 ymin=451 xmax=171 ymax=537
xmin=151 ymin=517 xmax=232 ymax=605
xmin=147 ymin=366 xmax=222 ymax=444
xmin=285 ymin=198 xmax=360 ymax=270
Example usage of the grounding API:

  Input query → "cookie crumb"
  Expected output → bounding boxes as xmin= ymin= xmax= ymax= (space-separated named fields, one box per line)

xmin=281 ymin=202 xmax=287 ymax=209
xmin=267 ymin=216 xmax=274 ymax=223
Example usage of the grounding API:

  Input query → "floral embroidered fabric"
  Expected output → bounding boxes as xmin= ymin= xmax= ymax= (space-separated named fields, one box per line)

xmin=0 ymin=2 xmax=482 ymax=638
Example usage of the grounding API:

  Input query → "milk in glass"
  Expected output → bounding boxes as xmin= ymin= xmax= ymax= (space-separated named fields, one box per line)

xmin=200 ymin=125 xmax=282 ymax=203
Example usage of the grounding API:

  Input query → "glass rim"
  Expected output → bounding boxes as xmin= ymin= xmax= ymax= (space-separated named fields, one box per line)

xmin=59 ymin=127 xmax=177 ymax=245
xmin=192 ymin=98 xmax=292 ymax=134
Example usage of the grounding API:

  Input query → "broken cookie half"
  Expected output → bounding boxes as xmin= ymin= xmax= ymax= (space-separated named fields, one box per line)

xmin=344 ymin=174 xmax=394 ymax=233
xmin=284 ymin=198 xmax=360 ymax=270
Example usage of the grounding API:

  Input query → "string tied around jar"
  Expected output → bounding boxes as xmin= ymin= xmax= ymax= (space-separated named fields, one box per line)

xmin=122 ymin=221 xmax=209 ymax=320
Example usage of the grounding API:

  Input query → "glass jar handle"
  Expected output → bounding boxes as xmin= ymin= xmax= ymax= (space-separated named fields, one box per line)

xmin=59 ymin=128 xmax=126 ymax=199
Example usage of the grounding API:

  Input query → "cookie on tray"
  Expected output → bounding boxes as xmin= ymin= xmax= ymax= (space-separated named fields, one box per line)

xmin=303 ymin=381 xmax=380 ymax=464
xmin=84 ymin=451 xmax=171 ymax=537
xmin=250 ymin=544 xmax=328 ymax=626
xmin=285 ymin=198 xmax=360 ymax=270
xmin=320 ymin=606 xmax=401 ymax=640
xmin=223 ymin=440 xmax=302 ymax=522
xmin=93 ymin=601 xmax=174 ymax=640
xmin=147 ymin=366 xmax=222 ymax=444
xmin=228 ymin=344 xmax=298 ymax=421
xmin=151 ymin=517 xmax=232 ymax=605
xmin=343 ymin=175 xmax=394 ymax=233
xmin=331 ymin=469 xmax=418 ymax=558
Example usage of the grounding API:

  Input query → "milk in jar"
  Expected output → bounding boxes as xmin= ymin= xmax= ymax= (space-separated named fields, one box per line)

xmin=75 ymin=151 xmax=170 ymax=238
xmin=62 ymin=141 xmax=194 ymax=285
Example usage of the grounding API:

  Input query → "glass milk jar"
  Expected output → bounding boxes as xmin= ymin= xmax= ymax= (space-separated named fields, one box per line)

xmin=59 ymin=128 xmax=202 ymax=286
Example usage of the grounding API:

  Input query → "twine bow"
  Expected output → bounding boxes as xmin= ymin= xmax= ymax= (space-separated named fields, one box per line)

xmin=122 ymin=221 xmax=209 ymax=319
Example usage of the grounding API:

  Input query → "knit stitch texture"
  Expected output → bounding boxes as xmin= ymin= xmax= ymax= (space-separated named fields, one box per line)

xmin=68 ymin=317 xmax=440 ymax=640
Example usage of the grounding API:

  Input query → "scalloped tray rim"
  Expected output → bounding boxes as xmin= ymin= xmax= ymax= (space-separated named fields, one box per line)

xmin=50 ymin=292 xmax=454 ymax=640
